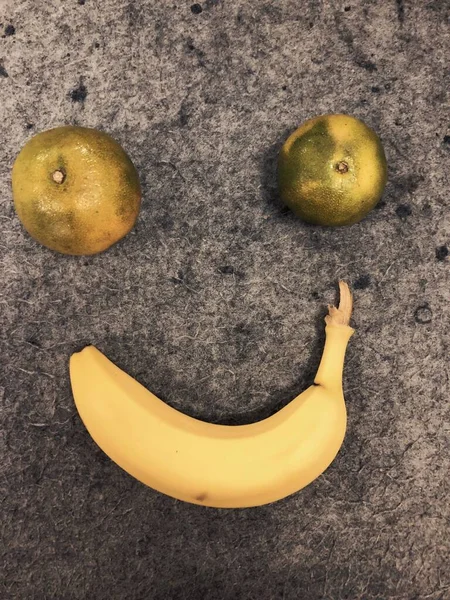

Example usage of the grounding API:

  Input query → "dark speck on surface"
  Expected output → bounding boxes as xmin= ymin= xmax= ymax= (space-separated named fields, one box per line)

xmin=371 ymin=86 xmax=380 ymax=93
xmin=395 ymin=173 xmax=424 ymax=195
xmin=78 ymin=0 xmax=86 ymax=5
xmin=395 ymin=204 xmax=412 ymax=219
xmin=4 ymin=24 xmax=16 ymax=36
xmin=26 ymin=337 xmax=41 ymax=348
xmin=178 ymin=102 xmax=189 ymax=126
xmin=354 ymin=274 xmax=371 ymax=290
xmin=435 ymin=245 xmax=448 ymax=261
xmin=396 ymin=0 xmax=405 ymax=23
xmin=0 ymin=65 xmax=8 ymax=77
xmin=218 ymin=265 xmax=235 ymax=275
xmin=443 ymin=135 xmax=450 ymax=147
xmin=344 ymin=6 xmax=351 ymax=11
xmin=414 ymin=303 xmax=432 ymax=324
xmin=191 ymin=3 xmax=203 ymax=14
xmin=170 ymin=270 xmax=185 ymax=284
xmin=357 ymin=59 xmax=377 ymax=72
xmin=282 ymin=84 xmax=288 ymax=90
xmin=25 ymin=123 xmax=34 ymax=129
xmin=69 ymin=81 xmax=88 ymax=103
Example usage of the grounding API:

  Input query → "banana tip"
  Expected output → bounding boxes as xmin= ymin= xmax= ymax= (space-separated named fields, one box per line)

xmin=325 ymin=281 xmax=353 ymax=326
xmin=70 ymin=344 xmax=96 ymax=359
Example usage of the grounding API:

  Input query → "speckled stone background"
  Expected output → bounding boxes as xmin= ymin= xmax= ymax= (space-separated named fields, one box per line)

xmin=1 ymin=1 xmax=449 ymax=599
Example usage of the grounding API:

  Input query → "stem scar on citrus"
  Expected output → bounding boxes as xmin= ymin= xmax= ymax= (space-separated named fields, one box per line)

xmin=11 ymin=126 xmax=142 ymax=255
xmin=277 ymin=114 xmax=387 ymax=226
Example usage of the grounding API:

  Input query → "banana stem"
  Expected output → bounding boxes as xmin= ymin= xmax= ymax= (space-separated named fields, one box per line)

xmin=314 ymin=281 xmax=354 ymax=392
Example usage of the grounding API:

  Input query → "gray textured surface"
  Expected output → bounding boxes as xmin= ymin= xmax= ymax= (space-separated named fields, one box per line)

xmin=1 ymin=1 xmax=449 ymax=599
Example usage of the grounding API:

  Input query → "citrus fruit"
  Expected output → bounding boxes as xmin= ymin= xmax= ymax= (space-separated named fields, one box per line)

xmin=12 ymin=126 xmax=141 ymax=255
xmin=277 ymin=114 xmax=387 ymax=226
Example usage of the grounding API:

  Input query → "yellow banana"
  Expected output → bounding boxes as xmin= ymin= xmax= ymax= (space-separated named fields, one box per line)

xmin=70 ymin=281 xmax=354 ymax=508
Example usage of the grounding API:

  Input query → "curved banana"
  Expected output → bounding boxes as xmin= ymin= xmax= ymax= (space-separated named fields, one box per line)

xmin=70 ymin=281 xmax=354 ymax=508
